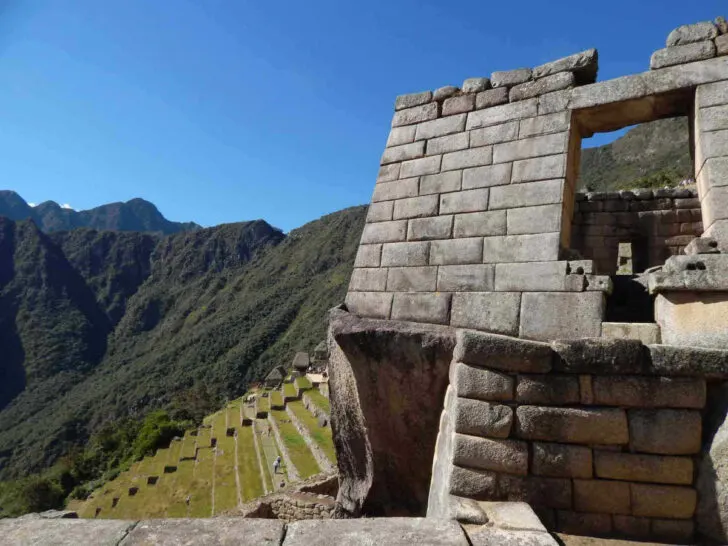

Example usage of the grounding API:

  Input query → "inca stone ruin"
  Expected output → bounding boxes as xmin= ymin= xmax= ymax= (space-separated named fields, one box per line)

xmin=5 ymin=15 xmax=728 ymax=546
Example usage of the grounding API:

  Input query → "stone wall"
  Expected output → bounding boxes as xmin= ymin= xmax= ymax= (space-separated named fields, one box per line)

xmin=571 ymin=189 xmax=703 ymax=274
xmin=425 ymin=329 xmax=728 ymax=544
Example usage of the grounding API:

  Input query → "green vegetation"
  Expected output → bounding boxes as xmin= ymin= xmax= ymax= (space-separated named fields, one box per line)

xmin=306 ymin=390 xmax=331 ymax=415
xmin=283 ymin=382 xmax=297 ymax=399
xmin=0 ymin=205 xmax=365 ymax=508
xmin=270 ymin=410 xmax=320 ymax=479
xmin=270 ymin=391 xmax=283 ymax=408
xmin=287 ymin=401 xmax=335 ymax=464
xmin=579 ymin=118 xmax=693 ymax=192
xmin=295 ymin=376 xmax=312 ymax=390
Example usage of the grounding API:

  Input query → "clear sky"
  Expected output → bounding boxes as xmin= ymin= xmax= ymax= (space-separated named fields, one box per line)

xmin=0 ymin=1 xmax=723 ymax=231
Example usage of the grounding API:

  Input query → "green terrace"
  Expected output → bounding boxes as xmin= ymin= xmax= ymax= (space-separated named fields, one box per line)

xmin=73 ymin=376 xmax=333 ymax=519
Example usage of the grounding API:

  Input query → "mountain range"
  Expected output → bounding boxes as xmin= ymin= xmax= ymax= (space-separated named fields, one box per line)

xmin=0 ymin=192 xmax=199 ymax=234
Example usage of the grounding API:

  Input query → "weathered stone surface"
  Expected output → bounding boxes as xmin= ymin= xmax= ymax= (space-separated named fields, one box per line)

xmin=700 ymin=103 xmax=728 ymax=131
xmin=354 ymin=244 xmax=381 ymax=268
xmin=386 ymin=125 xmax=417 ymax=147
xmin=717 ymin=34 xmax=728 ymax=56
xmin=516 ymin=406 xmax=629 ymax=445
xmin=415 ymin=114 xmax=467 ymax=141
xmin=345 ymin=292 xmax=393 ymax=319
xmin=328 ymin=309 xmax=456 ymax=516
xmin=492 ymin=68 xmax=532 ymax=88
xmin=420 ymin=171 xmax=462 ymax=195
xmin=391 ymin=293 xmax=451 ymax=324
xmin=438 ymin=264 xmax=495 ymax=291
xmin=454 ymin=398 xmax=513 ymax=438
xmin=594 ymin=451 xmax=693 ymax=485
xmin=506 ymin=204 xmax=562 ymax=235
xmin=533 ymin=49 xmax=598 ymax=84
xmin=285 ymin=518 xmax=469 ymax=546
xmin=520 ymin=292 xmax=605 ymax=340
xmin=655 ymin=292 xmax=728 ymax=349
xmin=697 ymin=392 xmax=728 ymax=543
xmin=0 ymin=518 xmax=135 ymax=546
xmin=453 ymin=363 xmax=514 ymax=401
xmin=400 ymin=155 xmax=442 ymax=178
xmin=386 ymin=267 xmax=437 ymax=292
xmin=569 ymin=57 xmax=728 ymax=111
xmin=450 ymin=292 xmax=521 ymax=336
xmin=592 ymin=376 xmax=706 ymax=408
xmin=454 ymin=211 xmax=506 ymax=238
xmin=652 ymin=519 xmax=695 ymax=543
xmin=430 ymin=237 xmax=483 ymax=264
xmin=573 ymin=479 xmax=631 ymax=515
xmin=480 ymin=501 xmax=548 ymax=532
xmin=556 ymin=511 xmax=612 ymax=536
xmin=647 ymin=344 xmax=728 ymax=379
xmin=427 ymin=132 xmax=469 ymax=155
xmin=442 ymin=147 xmax=493 ymax=171
xmin=367 ymin=201 xmax=394 ymax=223
xmin=483 ymin=233 xmax=561 ymax=263
xmin=393 ymin=102 xmax=439 ymax=127
xmin=443 ymin=94 xmax=475 ymax=116
xmin=629 ymin=409 xmax=701 ymax=455
xmin=519 ymin=112 xmax=571 ymax=138
xmin=377 ymin=163 xmax=401 ymax=183
xmin=667 ymin=21 xmax=719 ymax=47
xmin=434 ymin=86 xmax=459 ymax=101
xmin=381 ymin=241 xmax=429 ymax=266
xmin=372 ymin=177 xmax=418 ymax=202
xmin=532 ymin=442 xmax=592 ymax=479
xmin=393 ymin=195 xmax=439 ymax=220
xmin=395 ymin=91 xmax=433 ymax=111
xmin=466 ymin=527 xmax=558 ymax=546
xmin=124 ymin=518 xmax=285 ymax=545
xmin=349 ymin=268 xmax=388 ymax=292
xmin=552 ymin=338 xmax=647 ymax=375
xmin=630 ymin=484 xmax=697 ymax=519
xmin=467 ymin=99 xmax=538 ymax=130
xmin=463 ymin=77 xmax=490 ymax=93
xmin=511 ymin=155 xmax=566 ymax=183
xmin=493 ymin=261 xmax=568 ymax=291
xmin=493 ymin=133 xmax=568 ymax=164
xmin=440 ymin=188 xmax=489 ymax=214
xmin=489 ymin=179 xmax=563 ymax=209
xmin=381 ymin=141 xmax=425 ymax=165
xmin=516 ymin=375 xmax=580 ymax=405
xmin=462 ymin=163 xmax=512 ymax=189
xmin=650 ymin=41 xmax=717 ymax=70
xmin=408 ymin=216 xmax=453 ymax=241
xmin=453 ymin=434 xmax=528 ymax=475
xmin=449 ymin=466 xmax=498 ymax=498
xmin=538 ymin=89 xmax=572 ymax=115
xmin=698 ymin=80 xmax=728 ymax=108
xmin=470 ymin=122 xmax=519 ymax=148
xmin=475 ymin=87 xmax=510 ymax=109
xmin=454 ymin=329 xmax=553 ymax=373
xmin=600 ymin=322 xmax=660 ymax=345
xmin=510 ymin=73 xmax=575 ymax=102
xmin=612 ymin=515 xmax=651 ymax=539
xmin=683 ymin=236 xmax=722 ymax=256
xmin=501 ymin=475 xmax=573 ymax=510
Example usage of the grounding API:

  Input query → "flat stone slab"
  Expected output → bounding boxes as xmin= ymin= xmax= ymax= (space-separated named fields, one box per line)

xmin=283 ymin=518 xmax=469 ymax=545
xmin=0 ymin=517 xmax=136 ymax=546
xmin=122 ymin=518 xmax=285 ymax=545
xmin=556 ymin=535 xmax=672 ymax=546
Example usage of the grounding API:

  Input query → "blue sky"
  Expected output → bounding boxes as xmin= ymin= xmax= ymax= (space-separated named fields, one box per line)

xmin=0 ymin=1 xmax=723 ymax=231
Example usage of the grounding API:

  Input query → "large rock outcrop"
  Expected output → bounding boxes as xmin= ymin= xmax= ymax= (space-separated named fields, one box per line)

xmin=327 ymin=308 xmax=455 ymax=516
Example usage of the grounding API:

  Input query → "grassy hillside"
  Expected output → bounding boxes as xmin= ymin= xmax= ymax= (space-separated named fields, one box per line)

xmin=0 ymin=206 xmax=366 ymax=483
xmin=68 ymin=380 xmax=334 ymax=520
xmin=579 ymin=117 xmax=693 ymax=191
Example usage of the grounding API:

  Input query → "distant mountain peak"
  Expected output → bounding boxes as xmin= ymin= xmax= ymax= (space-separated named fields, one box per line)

xmin=0 ymin=192 xmax=200 ymax=235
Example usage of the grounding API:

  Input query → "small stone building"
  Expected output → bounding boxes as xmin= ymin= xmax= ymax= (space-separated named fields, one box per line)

xmin=264 ymin=366 xmax=286 ymax=388
xmin=292 ymin=352 xmax=310 ymax=377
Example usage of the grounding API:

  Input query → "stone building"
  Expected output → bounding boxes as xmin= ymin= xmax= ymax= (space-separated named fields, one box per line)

xmin=264 ymin=365 xmax=286 ymax=388
xmin=328 ymin=16 xmax=728 ymax=545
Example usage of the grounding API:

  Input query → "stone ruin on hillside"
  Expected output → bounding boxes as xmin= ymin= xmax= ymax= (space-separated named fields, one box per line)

xmin=327 ymin=17 xmax=728 ymax=545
